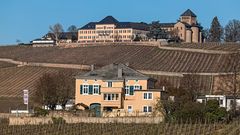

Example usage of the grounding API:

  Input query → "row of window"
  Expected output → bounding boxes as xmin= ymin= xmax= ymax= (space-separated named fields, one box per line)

xmin=82 ymin=79 xmax=139 ymax=83
xmin=79 ymin=31 xmax=96 ymax=34
xmin=80 ymin=85 xmax=100 ymax=95
xmin=80 ymin=84 xmax=144 ymax=95
xmin=104 ymin=93 xmax=119 ymax=101
xmin=127 ymin=105 xmax=152 ymax=113
xmin=79 ymin=30 xmax=132 ymax=34
xmin=96 ymin=26 xmax=114 ymax=30
xmin=79 ymin=35 xmax=132 ymax=40
xmin=125 ymin=85 xmax=142 ymax=95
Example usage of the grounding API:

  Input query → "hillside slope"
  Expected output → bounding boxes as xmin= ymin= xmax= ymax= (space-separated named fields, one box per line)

xmin=0 ymin=45 xmax=239 ymax=73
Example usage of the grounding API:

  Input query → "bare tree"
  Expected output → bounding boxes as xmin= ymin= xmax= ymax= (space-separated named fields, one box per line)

xmin=35 ymin=73 xmax=58 ymax=110
xmin=227 ymin=52 xmax=240 ymax=114
xmin=225 ymin=19 xmax=240 ymax=42
xmin=217 ymin=52 xmax=240 ymax=115
xmin=67 ymin=25 xmax=78 ymax=32
xmin=180 ymin=74 xmax=201 ymax=102
xmin=202 ymin=28 xmax=210 ymax=42
xmin=168 ymin=29 xmax=180 ymax=42
xmin=49 ymin=23 xmax=64 ymax=44
xmin=56 ymin=71 xmax=75 ymax=110
xmin=34 ymin=71 xmax=75 ymax=110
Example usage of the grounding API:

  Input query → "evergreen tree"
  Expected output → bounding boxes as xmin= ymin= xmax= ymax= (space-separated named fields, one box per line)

xmin=147 ymin=21 xmax=167 ymax=41
xmin=209 ymin=16 xmax=223 ymax=42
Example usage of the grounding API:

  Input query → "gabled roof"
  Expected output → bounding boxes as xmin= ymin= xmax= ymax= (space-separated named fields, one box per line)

xmin=99 ymin=16 xmax=119 ymax=24
xmin=76 ymin=63 xmax=149 ymax=80
xmin=181 ymin=9 xmax=197 ymax=17
xmin=79 ymin=16 xmax=149 ymax=31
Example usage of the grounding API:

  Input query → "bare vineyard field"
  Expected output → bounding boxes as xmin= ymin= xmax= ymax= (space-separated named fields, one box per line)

xmin=0 ymin=62 xmax=16 ymax=68
xmin=0 ymin=45 xmax=238 ymax=73
xmin=0 ymin=121 xmax=240 ymax=135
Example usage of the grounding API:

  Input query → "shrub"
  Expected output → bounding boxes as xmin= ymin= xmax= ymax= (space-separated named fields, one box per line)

xmin=0 ymin=118 xmax=9 ymax=125
xmin=33 ymin=107 xmax=49 ymax=117
xmin=52 ymin=117 xmax=66 ymax=124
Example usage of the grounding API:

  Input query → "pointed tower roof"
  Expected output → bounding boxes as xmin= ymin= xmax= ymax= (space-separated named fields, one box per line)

xmin=181 ymin=9 xmax=197 ymax=17
xmin=98 ymin=16 xmax=119 ymax=24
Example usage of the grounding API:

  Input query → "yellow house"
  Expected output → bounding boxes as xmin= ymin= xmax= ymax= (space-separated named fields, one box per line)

xmin=75 ymin=63 xmax=164 ymax=116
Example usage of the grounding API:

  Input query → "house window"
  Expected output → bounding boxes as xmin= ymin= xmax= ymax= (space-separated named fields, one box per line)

xmin=202 ymin=99 xmax=206 ymax=104
xmin=230 ymin=100 xmax=234 ymax=105
xmin=128 ymin=106 xmax=133 ymax=112
xmin=143 ymin=92 xmax=153 ymax=100
xmin=134 ymin=85 xmax=140 ymax=90
xmin=83 ymin=85 xmax=89 ymax=94
xmin=143 ymin=106 xmax=152 ymax=112
xmin=104 ymin=94 xmax=119 ymax=101
xmin=125 ymin=86 xmax=130 ymax=95
xmin=220 ymin=99 xmax=223 ymax=105
xmin=93 ymin=85 xmax=99 ymax=94
xmin=107 ymin=82 xmax=112 ymax=87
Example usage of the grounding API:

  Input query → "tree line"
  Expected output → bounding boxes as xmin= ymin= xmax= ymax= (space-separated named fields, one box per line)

xmin=203 ymin=16 xmax=240 ymax=42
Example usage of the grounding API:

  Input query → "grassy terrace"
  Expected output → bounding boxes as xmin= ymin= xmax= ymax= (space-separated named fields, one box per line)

xmin=0 ymin=44 xmax=239 ymax=73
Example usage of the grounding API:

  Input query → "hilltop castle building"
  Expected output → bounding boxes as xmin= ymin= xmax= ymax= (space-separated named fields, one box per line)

xmin=78 ymin=9 xmax=203 ymax=43
xmin=161 ymin=9 xmax=203 ymax=43
xmin=78 ymin=16 xmax=149 ymax=43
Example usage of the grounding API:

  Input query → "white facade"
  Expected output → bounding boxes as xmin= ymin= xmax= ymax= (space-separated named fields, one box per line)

xmin=197 ymin=95 xmax=240 ymax=111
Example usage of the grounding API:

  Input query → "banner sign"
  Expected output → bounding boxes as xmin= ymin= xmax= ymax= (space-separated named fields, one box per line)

xmin=23 ymin=89 xmax=28 ymax=105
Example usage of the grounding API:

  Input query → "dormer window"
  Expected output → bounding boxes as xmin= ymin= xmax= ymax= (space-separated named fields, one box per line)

xmin=107 ymin=82 xmax=112 ymax=87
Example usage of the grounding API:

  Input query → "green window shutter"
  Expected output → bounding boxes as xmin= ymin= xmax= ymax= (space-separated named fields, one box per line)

xmin=130 ymin=86 xmax=134 ymax=95
xmin=80 ymin=85 xmax=83 ymax=94
xmin=89 ymin=85 xmax=93 ymax=94
xmin=140 ymin=86 xmax=142 ymax=90
xmin=99 ymin=85 xmax=101 ymax=95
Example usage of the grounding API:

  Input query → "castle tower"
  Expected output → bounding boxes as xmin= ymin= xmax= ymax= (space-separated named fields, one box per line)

xmin=180 ymin=9 xmax=197 ymax=25
xmin=186 ymin=29 xmax=192 ymax=43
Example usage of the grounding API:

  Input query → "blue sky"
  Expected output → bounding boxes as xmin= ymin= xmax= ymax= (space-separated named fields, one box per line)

xmin=0 ymin=0 xmax=239 ymax=45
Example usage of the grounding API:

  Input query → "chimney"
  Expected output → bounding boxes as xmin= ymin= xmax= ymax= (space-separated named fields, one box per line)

xmin=118 ymin=68 xmax=123 ymax=78
xmin=91 ymin=64 xmax=94 ymax=71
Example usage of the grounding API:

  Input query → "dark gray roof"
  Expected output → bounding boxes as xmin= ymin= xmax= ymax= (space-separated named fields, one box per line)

xmin=159 ymin=23 xmax=175 ymax=27
xmin=99 ymin=16 xmax=119 ymax=24
xmin=43 ymin=32 xmax=78 ymax=41
xmin=79 ymin=16 xmax=149 ymax=31
xmin=76 ymin=63 xmax=149 ymax=80
xmin=181 ymin=9 xmax=197 ymax=17
xmin=80 ymin=22 xmax=97 ymax=30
